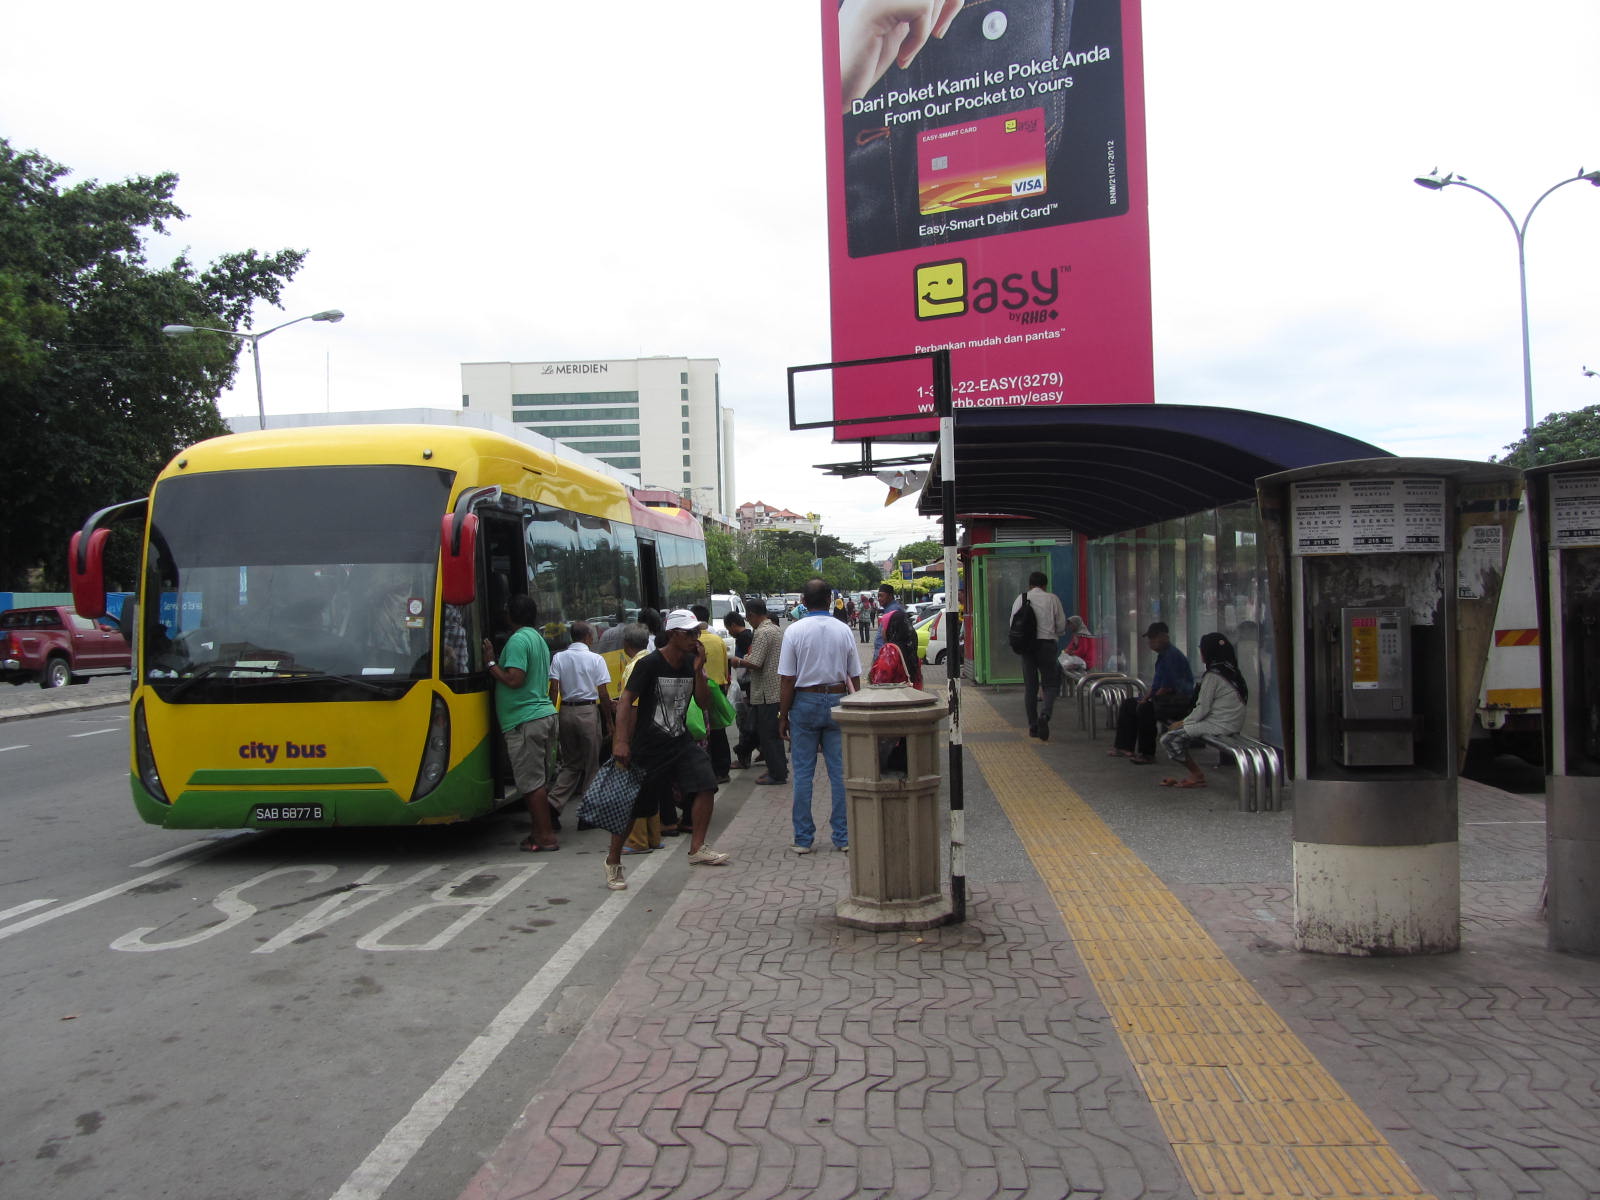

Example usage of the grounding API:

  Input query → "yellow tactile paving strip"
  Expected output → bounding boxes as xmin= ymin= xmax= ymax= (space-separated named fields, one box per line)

xmin=965 ymin=690 xmax=1436 ymax=1200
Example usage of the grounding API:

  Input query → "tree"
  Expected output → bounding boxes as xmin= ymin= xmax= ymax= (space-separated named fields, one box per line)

xmin=0 ymin=140 xmax=306 ymax=589
xmin=892 ymin=539 xmax=942 ymax=569
xmin=705 ymin=528 xmax=747 ymax=595
xmin=819 ymin=555 xmax=858 ymax=590
xmin=1491 ymin=404 xmax=1600 ymax=470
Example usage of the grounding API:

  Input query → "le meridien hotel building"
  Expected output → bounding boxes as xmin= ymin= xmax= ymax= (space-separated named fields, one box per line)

xmin=460 ymin=357 xmax=734 ymax=518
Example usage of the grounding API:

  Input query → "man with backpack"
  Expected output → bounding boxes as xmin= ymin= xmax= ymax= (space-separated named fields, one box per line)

xmin=1009 ymin=571 xmax=1068 ymax=741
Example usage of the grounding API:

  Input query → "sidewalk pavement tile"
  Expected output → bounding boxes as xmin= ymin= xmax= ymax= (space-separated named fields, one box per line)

xmin=460 ymin=682 xmax=1599 ymax=1200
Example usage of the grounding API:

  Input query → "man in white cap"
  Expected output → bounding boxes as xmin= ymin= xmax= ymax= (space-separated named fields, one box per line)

xmin=608 ymin=608 xmax=730 ymax=890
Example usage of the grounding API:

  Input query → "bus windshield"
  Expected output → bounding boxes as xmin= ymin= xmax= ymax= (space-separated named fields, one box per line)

xmin=144 ymin=464 xmax=455 ymax=701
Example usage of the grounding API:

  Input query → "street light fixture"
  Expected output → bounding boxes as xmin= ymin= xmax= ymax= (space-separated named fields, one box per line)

xmin=162 ymin=309 xmax=346 ymax=430
xmin=1413 ymin=167 xmax=1600 ymax=437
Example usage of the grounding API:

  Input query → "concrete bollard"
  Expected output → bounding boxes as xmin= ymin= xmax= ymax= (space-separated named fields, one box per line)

xmin=829 ymin=683 xmax=951 ymax=930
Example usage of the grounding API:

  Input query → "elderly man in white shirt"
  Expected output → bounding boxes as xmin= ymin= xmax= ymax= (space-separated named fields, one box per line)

xmin=1010 ymin=571 xmax=1069 ymax=741
xmin=546 ymin=620 xmax=613 ymax=825
xmin=778 ymin=577 xmax=862 ymax=854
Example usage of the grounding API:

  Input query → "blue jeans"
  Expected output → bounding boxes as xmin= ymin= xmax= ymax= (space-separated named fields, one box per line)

xmin=790 ymin=691 xmax=847 ymax=848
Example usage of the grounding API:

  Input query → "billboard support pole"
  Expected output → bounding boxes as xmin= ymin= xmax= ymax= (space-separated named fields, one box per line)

xmin=935 ymin=349 xmax=966 ymax=925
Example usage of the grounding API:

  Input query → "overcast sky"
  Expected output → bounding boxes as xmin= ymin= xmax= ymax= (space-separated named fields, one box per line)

xmin=5 ymin=1 xmax=1597 ymax=559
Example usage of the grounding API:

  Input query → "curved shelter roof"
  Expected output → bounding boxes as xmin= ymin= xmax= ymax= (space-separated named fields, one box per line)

xmin=917 ymin=405 xmax=1393 ymax=538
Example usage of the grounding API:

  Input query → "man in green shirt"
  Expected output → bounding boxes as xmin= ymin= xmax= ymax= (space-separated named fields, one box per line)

xmin=483 ymin=594 xmax=559 ymax=851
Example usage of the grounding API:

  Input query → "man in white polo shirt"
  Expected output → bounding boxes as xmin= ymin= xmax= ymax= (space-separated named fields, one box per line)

xmin=778 ymin=577 xmax=861 ymax=854
xmin=547 ymin=620 xmax=613 ymax=825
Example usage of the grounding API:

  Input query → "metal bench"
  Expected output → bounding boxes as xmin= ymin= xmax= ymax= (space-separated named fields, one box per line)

xmin=1194 ymin=732 xmax=1286 ymax=812
xmin=1067 ymin=671 xmax=1138 ymax=733
xmin=1086 ymin=675 xmax=1145 ymax=739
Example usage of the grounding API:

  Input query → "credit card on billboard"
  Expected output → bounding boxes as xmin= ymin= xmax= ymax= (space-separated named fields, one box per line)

xmin=917 ymin=108 xmax=1048 ymax=215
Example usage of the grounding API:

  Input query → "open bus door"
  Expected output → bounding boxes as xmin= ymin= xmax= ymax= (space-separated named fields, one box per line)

xmin=637 ymin=539 xmax=663 ymax=612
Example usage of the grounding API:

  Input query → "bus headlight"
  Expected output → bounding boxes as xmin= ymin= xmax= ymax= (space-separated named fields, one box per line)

xmin=133 ymin=699 xmax=169 ymax=804
xmin=410 ymin=693 xmax=452 ymax=802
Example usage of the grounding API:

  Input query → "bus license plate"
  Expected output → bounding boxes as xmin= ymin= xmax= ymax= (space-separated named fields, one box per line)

xmin=253 ymin=804 xmax=324 ymax=823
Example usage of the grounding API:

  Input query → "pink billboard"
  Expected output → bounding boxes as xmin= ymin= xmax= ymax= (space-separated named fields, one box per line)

xmin=823 ymin=0 xmax=1152 ymax=438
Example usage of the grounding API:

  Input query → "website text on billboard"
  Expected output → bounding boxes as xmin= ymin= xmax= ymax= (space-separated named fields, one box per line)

xmin=824 ymin=0 xmax=1152 ymax=439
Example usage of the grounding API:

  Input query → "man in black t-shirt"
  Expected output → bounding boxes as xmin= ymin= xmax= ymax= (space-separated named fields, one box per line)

xmin=608 ymin=609 xmax=731 ymax=890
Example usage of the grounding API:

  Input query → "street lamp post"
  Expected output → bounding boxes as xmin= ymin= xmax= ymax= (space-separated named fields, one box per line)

xmin=1414 ymin=168 xmax=1600 ymax=438
xmin=162 ymin=309 xmax=345 ymax=430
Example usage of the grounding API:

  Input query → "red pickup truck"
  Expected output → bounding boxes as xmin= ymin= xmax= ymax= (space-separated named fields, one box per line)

xmin=0 ymin=605 xmax=132 ymax=688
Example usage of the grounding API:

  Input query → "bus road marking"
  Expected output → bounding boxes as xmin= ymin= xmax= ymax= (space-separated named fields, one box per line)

xmin=329 ymin=847 xmax=673 ymax=1200
xmin=69 ymin=728 xmax=118 ymax=738
xmin=0 ymin=744 xmax=27 ymax=753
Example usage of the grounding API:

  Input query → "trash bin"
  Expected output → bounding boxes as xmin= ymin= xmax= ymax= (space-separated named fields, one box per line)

xmin=829 ymin=683 xmax=951 ymax=930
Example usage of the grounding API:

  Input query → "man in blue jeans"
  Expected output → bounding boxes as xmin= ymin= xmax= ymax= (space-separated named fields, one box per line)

xmin=777 ymin=577 xmax=862 ymax=854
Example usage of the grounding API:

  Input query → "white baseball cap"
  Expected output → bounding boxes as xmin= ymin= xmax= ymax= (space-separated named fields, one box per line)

xmin=663 ymin=609 xmax=705 ymax=632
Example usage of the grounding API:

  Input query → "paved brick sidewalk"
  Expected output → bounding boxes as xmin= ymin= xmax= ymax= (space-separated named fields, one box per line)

xmin=461 ymin=778 xmax=1193 ymax=1200
xmin=462 ymin=685 xmax=1600 ymax=1200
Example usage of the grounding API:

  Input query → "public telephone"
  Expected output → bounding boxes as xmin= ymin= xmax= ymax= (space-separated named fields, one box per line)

xmin=1338 ymin=606 xmax=1414 ymax=766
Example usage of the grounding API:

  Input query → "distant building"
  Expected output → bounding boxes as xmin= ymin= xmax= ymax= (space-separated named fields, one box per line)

xmin=460 ymin=356 xmax=734 ymax=519
xmin=737 ymin=501 xmax=818 ymax=535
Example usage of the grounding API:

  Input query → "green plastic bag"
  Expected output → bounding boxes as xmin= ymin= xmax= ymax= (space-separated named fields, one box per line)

xmin=686 ymin=684 xmax=735 ymax=739
xmin=708 ymin=682 xmax=736 ymax=730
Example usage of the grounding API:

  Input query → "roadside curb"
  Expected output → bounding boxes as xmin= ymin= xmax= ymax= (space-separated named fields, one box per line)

xmin=0 ymin=692 xmax=130 ymax=724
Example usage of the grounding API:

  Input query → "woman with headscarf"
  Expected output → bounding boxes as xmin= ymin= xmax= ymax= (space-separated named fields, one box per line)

xmin=1158 ymin=632 xmax=1247 ymax=789
xmin=873 ymin=607 xmax=924 ymax=774
xmin=882 ymin=607 xmax=923 ymax=689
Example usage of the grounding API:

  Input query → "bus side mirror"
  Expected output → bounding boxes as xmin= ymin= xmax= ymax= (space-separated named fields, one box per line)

xmin=69 ymin=528 xmax=110 ymax=618
xmin=441 ymin=512 xmax=479 ymax=606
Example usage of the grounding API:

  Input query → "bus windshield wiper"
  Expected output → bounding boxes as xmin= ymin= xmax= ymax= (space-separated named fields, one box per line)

xmin=266 ymin=668 xmax=398 ymax=697
xmin=162 ymin=662 xmax=236 ymax=702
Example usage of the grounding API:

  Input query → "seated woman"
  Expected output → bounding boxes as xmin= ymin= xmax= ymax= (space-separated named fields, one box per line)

xmin=1158 ymin=632 xmax=1247 ymax=789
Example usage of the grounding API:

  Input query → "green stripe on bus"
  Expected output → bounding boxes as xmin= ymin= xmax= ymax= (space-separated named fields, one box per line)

xmin=187 ymin=767 xmax=390 ymax=785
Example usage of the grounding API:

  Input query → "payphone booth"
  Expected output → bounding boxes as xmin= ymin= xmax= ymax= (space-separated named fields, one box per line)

xmin=1524 ymin=460 xmax=1600 ymax=955
xmin=1257 ymin=460 xmax=1520 ymax=956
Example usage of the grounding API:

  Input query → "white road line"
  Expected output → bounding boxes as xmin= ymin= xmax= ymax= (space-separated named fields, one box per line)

xmin=329 ymin=848 xmax=674 ymax=1200
xmin=0 ymin=744 xmax=27 ymax=753
xmin=1464 ymin=819 xmax=1546 ymax=825
xmin=131 ymin=831 xmax=256 ymax=869
xmin=0 ymin=899 xmax=58 ymax=923
xmin=69 ymin=728 xmax=118 ymax=738
xmin=0 ymin=838 xmax=242 ymax=943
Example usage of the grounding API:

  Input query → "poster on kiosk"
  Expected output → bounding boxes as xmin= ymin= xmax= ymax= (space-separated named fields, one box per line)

xmin=822 ymin=0 xmax=1154 ymax=437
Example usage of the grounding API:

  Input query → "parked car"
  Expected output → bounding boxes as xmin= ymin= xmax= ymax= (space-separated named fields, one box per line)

xmin=0 ymin=605 xmax=132 ymax=688
xmin=915 ymin=609 xmax=953 ymax=666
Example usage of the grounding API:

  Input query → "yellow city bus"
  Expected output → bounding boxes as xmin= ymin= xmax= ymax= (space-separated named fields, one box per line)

xmin=69 ymin=424 xmax=708 ymax=829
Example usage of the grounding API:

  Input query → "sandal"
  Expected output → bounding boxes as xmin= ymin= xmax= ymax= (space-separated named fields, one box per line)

xmin=1106 ymin=748 xmax=1133 ymax=758
xmin=519 ymin=837 xmax=559 ymax=852
xmin=1159 ymin=777 xmax=1206 ymax=789
xmin=1128 ymin=755 xmax=1153 ymax=765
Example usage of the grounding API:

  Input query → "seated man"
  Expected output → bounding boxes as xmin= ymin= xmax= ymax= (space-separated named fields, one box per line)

xmin=1110 ymin=622 xmax=1194 ymax=764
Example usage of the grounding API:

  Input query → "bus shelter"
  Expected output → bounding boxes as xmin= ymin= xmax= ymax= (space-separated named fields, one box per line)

xmin=916 ymin=404 xmax=1391 ymax=733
